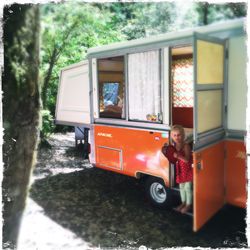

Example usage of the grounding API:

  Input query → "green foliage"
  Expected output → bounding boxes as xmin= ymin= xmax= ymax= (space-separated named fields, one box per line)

xmin=40 ymin=109 xmax=55 ymax=138
xmin=195 ymin=2 xmax=247 ymax=25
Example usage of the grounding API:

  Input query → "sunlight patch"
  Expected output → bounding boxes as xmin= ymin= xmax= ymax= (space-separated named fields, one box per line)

xmin=18 ymin=198 xmax=91 ymax=250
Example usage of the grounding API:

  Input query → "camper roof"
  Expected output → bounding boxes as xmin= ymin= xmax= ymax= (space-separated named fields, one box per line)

xmin=87 ymin=18 xmax=246 ymax=58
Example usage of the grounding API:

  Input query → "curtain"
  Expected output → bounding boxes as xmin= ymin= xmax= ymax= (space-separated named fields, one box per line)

xmin=172 ymin=58 xmax=193 ymax=107
xmin=128 ymin=50 xmax=161 ymax=121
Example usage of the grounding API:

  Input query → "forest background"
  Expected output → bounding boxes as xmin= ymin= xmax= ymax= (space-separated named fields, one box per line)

xmin=39 ymin=1 xmax=247 ymax=139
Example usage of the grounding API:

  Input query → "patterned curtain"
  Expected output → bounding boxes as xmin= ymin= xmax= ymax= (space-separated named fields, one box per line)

xmin=172 ymin=58 xmax=193 ymax=107
xmin=128 ymin=50 xmax=161 ymax=121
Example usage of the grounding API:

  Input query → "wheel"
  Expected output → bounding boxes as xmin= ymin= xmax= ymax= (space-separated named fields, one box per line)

xmin=145 ymin=176 xmax=173 ymax=208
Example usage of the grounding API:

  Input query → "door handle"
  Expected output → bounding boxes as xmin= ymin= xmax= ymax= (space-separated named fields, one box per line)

xmin=197 ymin=161 xmax=203 ymax=171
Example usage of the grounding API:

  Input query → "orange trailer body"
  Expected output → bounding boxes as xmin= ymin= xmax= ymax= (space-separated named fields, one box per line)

xmin=193 ymin=141 xmax=225 ymax=231
xmin=225 ymin=140 xmax=247 ymax=208
xmin=94 ymin=125 xmax=170 ymax=186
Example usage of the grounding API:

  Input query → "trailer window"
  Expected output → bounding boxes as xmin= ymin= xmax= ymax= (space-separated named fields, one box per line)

xmin=128 ymin=50 xmax=161 ymax=122
xmin=97 ymin=56 xmax=125 ymax=119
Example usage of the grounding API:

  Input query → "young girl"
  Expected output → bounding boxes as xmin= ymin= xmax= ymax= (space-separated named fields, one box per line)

xmin=171 ymin=125 xmax=193 ymax=214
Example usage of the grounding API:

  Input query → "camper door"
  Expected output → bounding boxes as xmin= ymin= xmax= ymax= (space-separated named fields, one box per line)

xmin=55 ymin=60 xmax=91 ymax=126
xmin=193 ymin=33 xmax=226 ymax=232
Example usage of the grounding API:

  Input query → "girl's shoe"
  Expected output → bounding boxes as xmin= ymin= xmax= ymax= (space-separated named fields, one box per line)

xmin=174 ymin=203 xmax=186 ymax=212
xmin=181 ymin=204 xmax=192 ymax=214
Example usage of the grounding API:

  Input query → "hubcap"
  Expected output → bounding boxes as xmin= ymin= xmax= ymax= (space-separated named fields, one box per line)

xmin=150 ymin=182 xmax=167 ymax=203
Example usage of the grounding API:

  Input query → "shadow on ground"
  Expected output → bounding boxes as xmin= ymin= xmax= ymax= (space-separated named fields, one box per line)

xmin=30 ymin=167 xmax=247 ymax=249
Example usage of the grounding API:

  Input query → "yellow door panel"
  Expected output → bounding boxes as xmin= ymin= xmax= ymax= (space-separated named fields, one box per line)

xmin=197 ymin=40 xmax=224 ymax=84
xmin=197 ymin=90 xmax=222 ymax=133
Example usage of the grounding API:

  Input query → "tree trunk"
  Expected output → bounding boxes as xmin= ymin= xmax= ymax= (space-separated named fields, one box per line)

xmin=2 ymin=4 xmax=40 ymax=249
xmin=202 ymin=2 xmax=209 ymax=25
xmin=42 ymin=47 xmax=57 ymax=109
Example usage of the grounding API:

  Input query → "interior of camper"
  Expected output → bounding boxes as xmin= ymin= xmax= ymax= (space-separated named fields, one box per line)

xmin=97 ymin=56 xmax=125 ymax=119
xmin=171 ymin=46 xmax=193 ymax=129
xmin=170 ymin=46 xmax=194 ymax=190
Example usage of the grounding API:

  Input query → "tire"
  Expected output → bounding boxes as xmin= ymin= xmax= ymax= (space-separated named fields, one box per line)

xmin=145 ymin=176 xmax=173 ymax=209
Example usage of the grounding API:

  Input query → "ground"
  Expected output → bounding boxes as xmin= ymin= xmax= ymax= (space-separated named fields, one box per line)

xmin=17 ymin=133 xmax=248 ymax=250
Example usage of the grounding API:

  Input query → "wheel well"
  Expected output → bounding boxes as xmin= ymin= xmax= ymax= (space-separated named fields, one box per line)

xmin=135 ymin=172 xmax=167 ymax=186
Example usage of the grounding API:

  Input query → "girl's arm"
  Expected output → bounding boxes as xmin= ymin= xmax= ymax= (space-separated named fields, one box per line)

xmin=175 ymin=144 xmax=192 ymax=163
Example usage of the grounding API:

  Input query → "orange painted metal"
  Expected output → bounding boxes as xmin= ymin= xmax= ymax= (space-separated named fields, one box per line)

xmin=96 ymin=146 xmax=122 ymax=170
xmin=193 ymin=141 xmax=225 ymax=232
xmin=225 ymin=140 xmax=247 ymax=208
xmin=94 ymin=124 xmax=170 ymax=186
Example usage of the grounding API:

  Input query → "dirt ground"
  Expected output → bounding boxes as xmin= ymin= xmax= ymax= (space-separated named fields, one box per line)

xmin=17 ymin=133 xmax=248 ymax=250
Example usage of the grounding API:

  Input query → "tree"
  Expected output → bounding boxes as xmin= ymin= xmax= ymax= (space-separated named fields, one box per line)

xmin=41 ymin=2 xmax=125 ymax=111
xmin=96 ymin=2 xmax=179 ymax=39
xmin=196 ymin=2 xmax=247 ymax=25
xmin=2 ymin=4 xmax=40 ymax=249
xmin=103 ymin=2 xmax=246 ymax=38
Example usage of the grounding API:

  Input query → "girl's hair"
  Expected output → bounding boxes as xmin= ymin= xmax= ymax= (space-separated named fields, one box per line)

xmin=171 ymin=125 xmax=185 ymax=139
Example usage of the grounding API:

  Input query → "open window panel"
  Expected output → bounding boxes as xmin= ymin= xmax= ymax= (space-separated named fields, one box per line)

xmin=55 ymin=60 xmax=91 ymax=126
xmin=193 ymin=32 xmax=226 ymax=232
xmin=97 ymin=56 xmax=125 ymax=119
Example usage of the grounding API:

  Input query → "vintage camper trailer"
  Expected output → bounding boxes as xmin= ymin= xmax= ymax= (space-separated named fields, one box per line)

xmin=55 ymin=18 xmax=247 ymax=231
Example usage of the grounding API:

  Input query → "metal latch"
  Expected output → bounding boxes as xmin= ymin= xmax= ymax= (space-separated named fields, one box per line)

xmin=197 ymin=161 xmax=203 ymax=171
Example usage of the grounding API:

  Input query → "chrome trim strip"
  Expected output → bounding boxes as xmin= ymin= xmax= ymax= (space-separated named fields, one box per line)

xmin=196 ymin=84 xmax=223 ymax=91
xmin=94 ymin=118 xmax=171 ymax=131
xmin=225 ymin=129 xmax=246 ymax=140
xmin=193 ymin=134 xmax=225 ymax=152
xmin=193 ymin=129 xmax=225 ymax=151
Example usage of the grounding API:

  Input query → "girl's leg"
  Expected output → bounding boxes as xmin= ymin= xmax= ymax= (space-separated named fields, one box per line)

xmin=175 ymin=183 xmax=186 ymax=211
xmin=186 ymin=182 xmax=193 ymax=206
xmin=181 ymin=182 xmax=193 ymax=213
xmin=179 ymin=183 xmax=187 ymax=203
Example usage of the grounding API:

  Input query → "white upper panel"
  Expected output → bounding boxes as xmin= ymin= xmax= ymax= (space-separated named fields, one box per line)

xmin=55 ymin=61 xmax=90 ymax=125
xmin=227 ymin=36 xmax=247 ymax=130
xmin=88 ymin=18 xmax=245 ymax=56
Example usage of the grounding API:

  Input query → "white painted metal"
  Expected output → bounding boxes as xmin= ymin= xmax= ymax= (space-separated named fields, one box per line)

xmin=89 ymin=125 xmax=96 ymax=164
xmin=92 ymin=58 xmax=99 ymax=119
xmin=227 ymin=36 xmax=247 ymax=130
xmin=162 ymin=47 xmax=170 ymax=125
xmin=88 ymin=18 xmax=245 ymax=56
xmin=56 ymin=60 xmax=90 ymax=125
